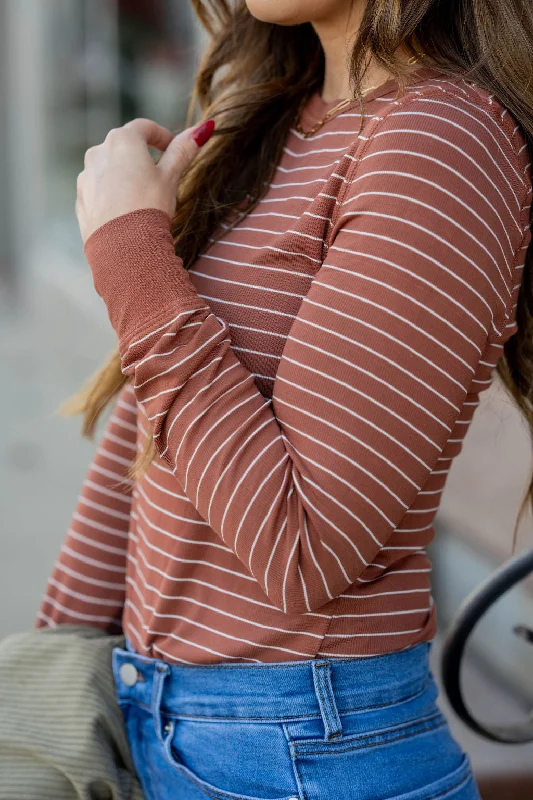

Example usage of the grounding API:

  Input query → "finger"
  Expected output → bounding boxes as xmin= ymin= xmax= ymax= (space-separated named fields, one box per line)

xmin=123 ymin=118 xmax=175 ymax=151
xmin=157 ymin=120 xmax=215 ymax=183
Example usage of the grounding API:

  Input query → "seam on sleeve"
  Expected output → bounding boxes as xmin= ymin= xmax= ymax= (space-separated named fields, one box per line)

xmin=492 ymin=220 xmax=532 ymax=343
xmin=117 ymin=297 xmax=207 ymax=362
xmin=329 ymin=88 xmax=452 ymax=237
xmin=328 ymin=85 xmax=531 ymax=243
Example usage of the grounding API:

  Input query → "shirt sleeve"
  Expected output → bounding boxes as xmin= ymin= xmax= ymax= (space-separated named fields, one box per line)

xmin=36 ymin=382 xmax=137 ymax=632
xmin=85 ymin=92 xmax=531 ymax=615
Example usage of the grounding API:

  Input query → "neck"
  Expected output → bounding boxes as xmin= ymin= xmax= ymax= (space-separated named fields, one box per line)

xmin=312 ymin=5 xmax=414 ymax=102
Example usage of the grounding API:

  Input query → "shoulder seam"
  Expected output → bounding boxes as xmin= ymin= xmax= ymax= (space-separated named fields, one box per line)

xmin=329 ymin=84 xmax=530 ymax=236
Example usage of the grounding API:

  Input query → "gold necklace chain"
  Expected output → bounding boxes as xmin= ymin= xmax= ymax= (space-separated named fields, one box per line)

xmin=295 ymin=51 xmax=426 ymax=139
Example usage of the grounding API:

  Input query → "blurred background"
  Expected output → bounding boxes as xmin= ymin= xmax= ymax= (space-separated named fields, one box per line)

xmin=1 ymin=1 xmax=533 ymax=796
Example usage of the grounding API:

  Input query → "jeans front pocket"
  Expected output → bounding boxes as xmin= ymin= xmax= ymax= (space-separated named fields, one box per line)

xmin=160 ymin=715 xmax=300 ymax=800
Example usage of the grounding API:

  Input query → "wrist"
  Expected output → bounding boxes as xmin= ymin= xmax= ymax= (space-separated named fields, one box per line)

xmin=84 ymin=207 xmax=201 ymax=344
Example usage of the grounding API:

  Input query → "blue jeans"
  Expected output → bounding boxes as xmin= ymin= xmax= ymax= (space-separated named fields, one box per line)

xmin=112 ymin=641 xmax=481 ymax=800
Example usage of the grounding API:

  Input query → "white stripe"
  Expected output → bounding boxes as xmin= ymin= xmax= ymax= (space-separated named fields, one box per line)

xmin=195 ymin=402 xmax=270 ymax=507
xmin=206 ymin=418 xmax=279 ymax=528
xmin=321 ymin=261 xmax=482 ymax=351
xmin=60 ymin=544 xmax=127 ymax=573
xmin=292 ymin=315 xmax=463 ymax=409
xmin=181 ymin=380 xmax=258 ymax=491
xmin=332 ymin=230 xmax=500 ymax=333
xmin=277 ymin=392 xmax=426 ymax=483
xmin=353 ymin=147 xmax=519 ymax=248
xmin=339 ymin=588 xmax=428 ymax=598
xmin=133 ymin=327 xmax=228 ymax=391
xmin=337 ymin=210 xmax=509 ymax=301
xmin=131 ymin=516 xmax=257 ymax=583
xmin=127 ymin=555 xmax=323 ymax=638
xmin=124 ymin=589 xmax=315 ymax=658
xmin=78 ymin=496 xmax=131 ymax=522
xmin=131 ymin=525 xmax=315 ymax=615
xmin=328 ymin=607 xmax=430 ymax=618
xmin=201 ymin=250 xmax=315 ymax=276
xmin=56 ymin=562 xmax=125 ymax=590
xmin=283 ymin=336 xmax=449 ymax=432
xmin=126 ymin=306 xmax=209 ymax=352
xmin=344 ymin=168 xmax=513 ymax=264
xmin=159 ymin=362 xmax=246 ymax=457
xmin=284 ymin=144 xmax=350 ymax=157
xmin=385 ymin=107 xmax=525 ymax=203
xmin=42 ymin=595 xmax=117 ymax=624
xmin=83 ymin=478 xmax=132 ymax=504
xmin=96 ymin=445 xmax=133 ymax=468
xmin=321 ymin=538 xmax=351 ymax=585
xmin=47 ymin=577 xmax=123 ymax=607
xmin=323 ymin=625 xmax=426 ymax=637
xmin=125 ymin=598 xmax=263 ymax=662
xmin=291 ymin=470 xmax=371 ymax=565
xmin=188 ymin=268 xmax=306 ymax=300
xmin=108 ymin=413 xmax=137 ymax=434
xmin=72 ymin=512 xmax=129 ymax=539
xmin=68 ymin=527 xmax=127 ymax=554
xmin=219 ymin=434 xmax=283 ymax=538
xmin=233 ymin=452 xmax=289 ymax=553
xmin=341 ymin=190 xmax=511 ymax=281
xmin=312 ymin=278 xmax=478 ymax=370
xmin=250 ymin=476 xmax=291 ymax=580
xmin=142 ymin=354 xmax=225 ymax=407
xmin=281 ymin=522 xmax=302 ymax=613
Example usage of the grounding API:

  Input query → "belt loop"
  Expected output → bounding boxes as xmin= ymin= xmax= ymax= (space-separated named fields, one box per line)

xmin=152 ymin=661 xmax=171 ymax=744
xmin=311 ymin=661 xmax=343 ymax=741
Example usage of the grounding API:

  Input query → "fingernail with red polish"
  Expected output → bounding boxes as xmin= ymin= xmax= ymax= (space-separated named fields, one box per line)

xmin=191 ymin=119 xmax=215 ymax=147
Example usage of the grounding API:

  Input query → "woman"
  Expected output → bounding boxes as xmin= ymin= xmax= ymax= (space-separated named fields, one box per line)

xmin=37 ymin=0 xmax=533 ymax=798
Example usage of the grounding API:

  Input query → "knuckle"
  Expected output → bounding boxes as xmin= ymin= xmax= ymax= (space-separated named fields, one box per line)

xmin=173 ymin=143 xmax=189 ymax=163
xmin=125 ymin=117 xmax=149 ymax=129
xmin=83 ymin=146 xmax=97 ymax=165
xmin=105 ymin=127 xmax=124 ymax=143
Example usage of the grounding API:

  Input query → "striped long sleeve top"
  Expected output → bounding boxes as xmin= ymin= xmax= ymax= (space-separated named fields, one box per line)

xmin=37 ymin=65 xmax=533 ymax=664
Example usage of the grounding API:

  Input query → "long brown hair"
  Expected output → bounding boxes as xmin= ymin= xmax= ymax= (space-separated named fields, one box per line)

xmin=61 ymin=0 xmax=533 ymax=549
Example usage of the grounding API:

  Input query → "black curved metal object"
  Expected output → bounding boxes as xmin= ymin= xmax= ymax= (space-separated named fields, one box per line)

xmin=441 ymin=547 xmax=533 ymax=743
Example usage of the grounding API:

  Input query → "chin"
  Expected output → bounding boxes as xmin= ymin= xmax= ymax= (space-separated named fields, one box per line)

xmin=244 ymin=0 xmax=345 ymax=25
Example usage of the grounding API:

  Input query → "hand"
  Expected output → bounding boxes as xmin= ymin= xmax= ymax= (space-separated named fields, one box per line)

xmin=76 ymin=118 xmax=215 ymax=245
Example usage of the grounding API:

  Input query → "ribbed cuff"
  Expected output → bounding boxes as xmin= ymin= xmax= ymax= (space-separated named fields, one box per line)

xmin=84 ymin=207 xmax=202 ymax=344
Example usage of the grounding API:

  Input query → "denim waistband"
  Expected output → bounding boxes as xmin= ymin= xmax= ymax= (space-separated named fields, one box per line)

xmin=112 ymin=641 xmax=433 ymax=722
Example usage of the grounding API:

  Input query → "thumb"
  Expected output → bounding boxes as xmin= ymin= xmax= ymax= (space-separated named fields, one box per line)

xmin=157 ymin=120 xmax=215 ymax=182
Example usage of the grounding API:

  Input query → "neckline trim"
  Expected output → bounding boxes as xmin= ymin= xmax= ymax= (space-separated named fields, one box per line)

xmin=298 ymin=66 xmax=447 ymax=130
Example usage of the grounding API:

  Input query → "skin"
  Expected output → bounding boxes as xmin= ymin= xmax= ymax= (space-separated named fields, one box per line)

xmin=245 ymin=0 xmax=409 ymax=101
xmin=76 ymin=0 xmax=413 ymax=245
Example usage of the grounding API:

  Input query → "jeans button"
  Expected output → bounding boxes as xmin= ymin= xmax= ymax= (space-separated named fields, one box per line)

xmin=119 ymin=662 xmax=139 ymax=687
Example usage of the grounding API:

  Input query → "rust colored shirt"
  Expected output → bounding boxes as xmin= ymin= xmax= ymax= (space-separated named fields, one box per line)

xmin=37 ymin=66 xmax=532 ymax=663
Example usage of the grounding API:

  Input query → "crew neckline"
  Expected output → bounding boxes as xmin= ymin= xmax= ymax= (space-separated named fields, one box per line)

xmin=298 ymin=65 xmax=446 ymax=130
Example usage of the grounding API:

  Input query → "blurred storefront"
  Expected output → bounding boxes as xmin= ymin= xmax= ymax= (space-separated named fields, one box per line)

xmin=0 ymin=0 xmax=199 ymax=297
xmin=0 ymin=0 xmax=201 ymax=638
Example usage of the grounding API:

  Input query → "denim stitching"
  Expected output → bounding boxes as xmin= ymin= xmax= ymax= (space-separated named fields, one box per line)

xmin=291 ymin=714 xmax=445 ymax=757
xmin=287 ymin=724 xmax=469 ymax=800
xmin=287 ymin=740 xmax=309 ymax=800
xmin=162 ymin=721 xmax=298 ymax=800
xmin=129 ymin=675 xmax=431 ymax=722
xmin=313 ymin=663 xmax=342 ymax=739
xmin=312 ymin=664 xmax=334 ymax=738
xmin=427 ymin=770 xmax=471 ymax=800
xmin=318 ymin=664 xmax=342 ymax=737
